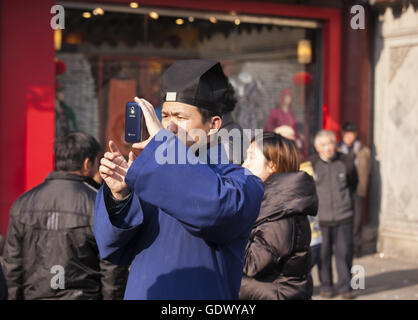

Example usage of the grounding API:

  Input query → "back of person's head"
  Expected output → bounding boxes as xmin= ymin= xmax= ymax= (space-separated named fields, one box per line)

xmin=255 ymin=132 xmax=300 ymax=174
xmin=274 ymin=125 xmax=296 ymax=141
xmin=54 ymin=132 xmax=102 ymax=172
xmin=341 ymin=122 xmax=357 ymax=133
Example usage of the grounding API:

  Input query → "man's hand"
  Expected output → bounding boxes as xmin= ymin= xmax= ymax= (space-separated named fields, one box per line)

xmin=132 ymin=97 xmax=163 ymax=153
xmin=99 ymin=140 xmax=136 ymax=200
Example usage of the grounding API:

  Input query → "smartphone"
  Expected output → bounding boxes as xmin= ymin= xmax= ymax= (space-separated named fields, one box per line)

xmin=125 ymin=102 xmax=149 ymax=143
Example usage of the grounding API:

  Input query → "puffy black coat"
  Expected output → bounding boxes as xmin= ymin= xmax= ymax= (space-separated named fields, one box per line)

xmin=239 ymin=171 xmax=318 ymax=300
xmin=2 ymin=172 xmax=128 ymax=300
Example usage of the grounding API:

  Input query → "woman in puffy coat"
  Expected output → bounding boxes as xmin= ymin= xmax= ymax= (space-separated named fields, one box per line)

xmin=240 ymin=132 xmax=318 ymax=300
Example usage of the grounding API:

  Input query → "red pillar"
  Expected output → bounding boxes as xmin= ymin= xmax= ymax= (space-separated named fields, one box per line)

xmin=0 ymin=0 xmax=55 ymax=235
xmin=340 ymin=4 xmax=372 ymax=146
xmin=322 ymin=15 xmax=342 ymax=139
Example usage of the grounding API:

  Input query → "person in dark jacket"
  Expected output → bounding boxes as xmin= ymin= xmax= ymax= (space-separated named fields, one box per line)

xmin=240 ymin=132 xmax=318 ymax=300
xmin=310 ymin=130 xmax=358 ymax=299
xmin=2 ymin=132 xmax=128 ymax=300
xmin=339 ymin=122 xmax=371 ymax=257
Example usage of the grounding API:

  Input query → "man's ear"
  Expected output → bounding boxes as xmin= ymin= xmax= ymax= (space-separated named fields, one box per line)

xmin=209 ymin=115 xmax=222 ymax=134
xmin=82 ymin=157 xmax=93 ymax=176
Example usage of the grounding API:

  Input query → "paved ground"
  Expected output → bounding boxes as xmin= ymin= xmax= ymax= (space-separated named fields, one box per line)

xmin=311 ymin=252 xmax=418 ymax=300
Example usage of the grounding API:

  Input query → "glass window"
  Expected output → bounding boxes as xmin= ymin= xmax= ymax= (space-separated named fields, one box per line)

xmin=55 ymin=6 xmax=322 ymax=160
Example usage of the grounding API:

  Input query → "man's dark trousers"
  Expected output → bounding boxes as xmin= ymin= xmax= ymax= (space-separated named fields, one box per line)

xmin=353 ymin=195 xmax=364 ymax=255
xmin=319 ymin=222 xmax=353 ymax=294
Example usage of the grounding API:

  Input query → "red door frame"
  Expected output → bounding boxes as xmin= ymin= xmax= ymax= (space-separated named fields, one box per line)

xmin=0 ymin=0 xmax=55 ymax=235
xmin=0 ymin=0 xmax=341 ymax=235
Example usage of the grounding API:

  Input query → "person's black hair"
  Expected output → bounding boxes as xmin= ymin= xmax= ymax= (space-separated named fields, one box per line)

xmin=197 ymin=108 xmax=221 ymax=123
xmin=341 ymin=122 xmax=358 ymax=133
xmin=54 ymin=132 xmax=102 ymax=172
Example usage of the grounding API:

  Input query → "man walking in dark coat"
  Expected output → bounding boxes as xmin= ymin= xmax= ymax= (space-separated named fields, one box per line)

xmin=310 ymin=130 xmax=358 ymax=299
xmin=94 ymin=60 xmax=264 ymax=300
xmin=2 ymin=132 xmax=128 ymax=299
xmin=339 ymin=122 xmax=371 ymax=257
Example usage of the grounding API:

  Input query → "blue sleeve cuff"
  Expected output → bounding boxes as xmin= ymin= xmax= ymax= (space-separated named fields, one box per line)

xmin=94 ymin=185 xmax=145 ymax=262
xmin=102 ymin=184 xmax=144 ymax=229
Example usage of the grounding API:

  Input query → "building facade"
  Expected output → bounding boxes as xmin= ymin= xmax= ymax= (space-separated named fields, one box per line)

xmin=2 ymin=0 xmax=396 ymax=260
xmin=370 ymin=1 xmax=418 ymax=260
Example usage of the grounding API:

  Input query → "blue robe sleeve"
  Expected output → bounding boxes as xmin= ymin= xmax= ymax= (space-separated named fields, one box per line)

xmin=125 ymin=129 xmax=264 ymax=245
xmin=94 ymin=183 xmax=156 ymax=265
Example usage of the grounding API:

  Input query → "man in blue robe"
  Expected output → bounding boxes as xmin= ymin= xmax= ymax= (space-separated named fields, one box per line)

xmin=94 ymin=60 xmax=264 ymax=300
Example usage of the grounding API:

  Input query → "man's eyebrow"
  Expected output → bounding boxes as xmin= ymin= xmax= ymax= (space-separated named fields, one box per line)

xmin=165 ymin=111 xmax=189 ymax=117
xmin=174 ymin=112 xmax=189 ymax=117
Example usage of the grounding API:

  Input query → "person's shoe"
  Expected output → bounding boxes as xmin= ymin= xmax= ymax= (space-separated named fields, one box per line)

xmin=319 ymin=291 xmax=334 ymax=298
xmin=340 ymin=292 xmax=354 ymax=300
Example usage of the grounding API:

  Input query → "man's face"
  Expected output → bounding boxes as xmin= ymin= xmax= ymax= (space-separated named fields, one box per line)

xmin=315 ymin=136 xmax=336 ymax=161
xmin=342 ymin=131 xmax=357 ymax=147
xmin=161 ymin=101 xmax=214 ymax=147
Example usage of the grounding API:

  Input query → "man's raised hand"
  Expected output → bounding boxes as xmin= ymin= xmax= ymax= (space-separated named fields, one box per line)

xmin=132 ymin=97 xmax=163 ymax=152
xmin=99 ymin=140 xmax=133 ymax=200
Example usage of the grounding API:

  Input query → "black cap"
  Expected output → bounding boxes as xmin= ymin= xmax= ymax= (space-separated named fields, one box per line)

xmin=341 ymin=122 xmax=358 ymax=133
xmin=161 ymin=59 xmax=228 ymax=114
